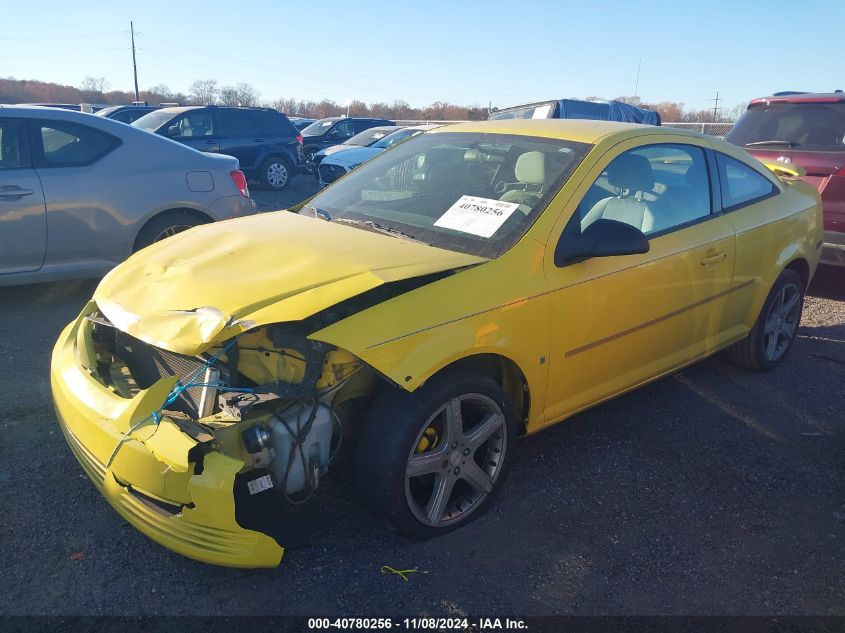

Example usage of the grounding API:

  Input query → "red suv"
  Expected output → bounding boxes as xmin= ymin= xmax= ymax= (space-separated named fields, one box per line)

xmin=726 ymin=92 xmax=845 ymax=267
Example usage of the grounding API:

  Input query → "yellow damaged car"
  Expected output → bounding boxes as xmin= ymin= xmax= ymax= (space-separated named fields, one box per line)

xmin=52 ymin=120 xmax=822 ymax=567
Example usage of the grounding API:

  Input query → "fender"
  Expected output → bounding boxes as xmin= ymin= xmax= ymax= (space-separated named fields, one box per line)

xmin=310 ymin=237 xmax=552 ymax=430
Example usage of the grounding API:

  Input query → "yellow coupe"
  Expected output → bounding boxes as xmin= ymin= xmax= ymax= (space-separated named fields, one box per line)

xmin=51 ymin=120 xmax=823 ymax=567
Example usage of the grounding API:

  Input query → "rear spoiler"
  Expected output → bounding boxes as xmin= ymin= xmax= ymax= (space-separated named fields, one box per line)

xmin=760 ymin=160 xmax=806 ymax=180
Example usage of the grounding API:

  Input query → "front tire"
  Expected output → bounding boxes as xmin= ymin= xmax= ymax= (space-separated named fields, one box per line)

xmin=356 ymin=368 xmax=517 ymax=540
xmin=302 ymin=147 xmax=319 ymax=175
xmin=725 ymin=269 xmax=804 ymax=371
xmin=259 ymin=156 xmax=292 ymax=191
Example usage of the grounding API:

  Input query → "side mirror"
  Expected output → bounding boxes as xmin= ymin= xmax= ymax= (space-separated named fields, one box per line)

xmin=554 ymin=218 xmax=649 ymax=266
xmin=165 ymin=125 xmax=181 ymax=137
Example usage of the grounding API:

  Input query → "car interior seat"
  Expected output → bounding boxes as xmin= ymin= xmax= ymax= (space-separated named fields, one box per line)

xmin=650 ymin=160 xmax=710 ymax=232
xmin=499 ymin=151 xmax=545 ymax=213
xmin=580 ymin=153 xmax=656 ymax=233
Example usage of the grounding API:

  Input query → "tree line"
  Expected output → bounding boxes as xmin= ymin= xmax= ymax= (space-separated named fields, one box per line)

xmin=0 ymin=76 xmax=744 ymax=123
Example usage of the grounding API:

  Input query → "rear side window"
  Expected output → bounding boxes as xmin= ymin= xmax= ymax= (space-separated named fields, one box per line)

xmin=716 ymin=153 xmax=777 ymax=210
xmin=0 ymin=119 xmax=27 ymax=169
xmin=726 ymin=102 xmax=845 ymax=152
xmin=253 ymin=110 xmax=296 ymax=136
xmin=219 ymin=109 xmax=255 ymax=137
xmin=34 ymin=121 xmax=119 ymax=167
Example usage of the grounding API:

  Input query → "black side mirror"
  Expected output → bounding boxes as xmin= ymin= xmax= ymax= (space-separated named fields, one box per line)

xmin=555 ymin=218 xmax=649 ymax=266
xmin=165 ymin=125 xmax=180 ymax=137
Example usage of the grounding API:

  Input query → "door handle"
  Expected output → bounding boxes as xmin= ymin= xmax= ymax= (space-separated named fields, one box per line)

xmin=0 ymin=187 xmax=34 ymax=198
xmin=204 ymin=139 xmax=217 ymax=145
xmin=253 ymin=138 xmax=264 ymax=143
xmin=700 ymin=250 xmax=728 ymax=266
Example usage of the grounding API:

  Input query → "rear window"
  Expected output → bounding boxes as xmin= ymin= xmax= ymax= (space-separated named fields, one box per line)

xmin=726 ymin=102 xmax=845 ymax=152
xmin=36 ymin=121 xmax=119 ymax=166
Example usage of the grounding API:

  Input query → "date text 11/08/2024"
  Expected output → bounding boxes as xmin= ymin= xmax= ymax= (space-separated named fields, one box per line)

xmin=307 ymin=617 xmax=528 ymax=630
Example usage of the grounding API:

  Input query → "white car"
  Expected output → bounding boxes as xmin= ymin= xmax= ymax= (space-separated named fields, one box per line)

xmin=318 ymin=124 xmax=444 ymax=187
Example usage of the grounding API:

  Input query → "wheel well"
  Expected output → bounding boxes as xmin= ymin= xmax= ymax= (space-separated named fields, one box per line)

xmin=785 ymin=257 xmax=810 ymax=290
xmin=434 ymin=354 xmax=531 ymax=435
xmin=262 ymin=153 xmax=293 ymax=167
xmin=134 ymin=208 xmax=213 ymax=251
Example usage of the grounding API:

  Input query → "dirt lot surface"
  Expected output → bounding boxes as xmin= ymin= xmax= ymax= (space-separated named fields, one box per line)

xmin=1 ymin=179 xmax=842 ymax=616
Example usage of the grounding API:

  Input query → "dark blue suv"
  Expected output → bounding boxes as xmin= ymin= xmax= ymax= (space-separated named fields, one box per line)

xmin=299 ymin=117 xmax=394 ymax=174
xmin=133 ymin=106 xmax=302 ymax=190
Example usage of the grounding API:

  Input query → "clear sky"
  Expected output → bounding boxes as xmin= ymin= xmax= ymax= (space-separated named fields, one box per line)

xmin=1 ymin=0 xmax=840 ymax=111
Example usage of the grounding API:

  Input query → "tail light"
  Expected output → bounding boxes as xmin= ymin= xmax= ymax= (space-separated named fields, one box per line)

xmin=296 ymin=134 xmax=303 ymax=146
xmin=835 ymin=166 xmax=845 ymax=176
xmin=230 ymin=170 xmax=250 ymax=198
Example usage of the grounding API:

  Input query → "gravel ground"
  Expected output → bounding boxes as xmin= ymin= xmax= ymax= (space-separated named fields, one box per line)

xmin=0 ymin=180 xmax=842 ymax=616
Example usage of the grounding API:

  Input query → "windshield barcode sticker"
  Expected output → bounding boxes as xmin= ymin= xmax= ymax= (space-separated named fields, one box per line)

xmin=434 ymin=195 xmax=520 ymax=238
xmin=247 ymin=474 xmax=274 ymax=495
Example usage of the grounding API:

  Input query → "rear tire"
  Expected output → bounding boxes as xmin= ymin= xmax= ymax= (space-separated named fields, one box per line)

xmin=725 ymin=269 xmax=804 ymax=371
xmin=356 ymin=368 xmax=517 ymax=540
xmin=133 ymin=212 xmax=208 ymax=252
xmin=259 ymin=156 xmax=292 ymax=191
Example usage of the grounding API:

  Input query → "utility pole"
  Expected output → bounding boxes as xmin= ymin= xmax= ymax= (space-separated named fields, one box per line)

xmin=711 ymin=91 xmax=720 ymax=120
xmin=130 ymin=21 xmax=139 ymax=102
xmin=633 ymin=58 xmax=641 ymax=100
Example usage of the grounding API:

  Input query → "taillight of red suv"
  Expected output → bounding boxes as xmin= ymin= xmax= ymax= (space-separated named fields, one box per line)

xmin=230 ymin=170 xmax=250 ymax=198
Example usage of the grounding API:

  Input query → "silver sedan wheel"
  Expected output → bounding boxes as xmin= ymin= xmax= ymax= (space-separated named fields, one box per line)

xmin=763 ymin=281 xmax=801 ymax=361
xmin=152 ymin=224 xmax=193 ymax=242
xmin=266 ymin=161 xmax=289 ymax=188
xmin=404 ymin=393 xmax=507 ymax=528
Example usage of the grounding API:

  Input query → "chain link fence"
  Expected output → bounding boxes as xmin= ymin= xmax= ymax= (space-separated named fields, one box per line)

xmin=662 ymin=122 xmax=735 ymax=137
xmin=392 ymin=120 xmax=738 ymax=137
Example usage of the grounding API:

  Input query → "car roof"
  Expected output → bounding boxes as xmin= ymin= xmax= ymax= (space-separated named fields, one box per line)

xmin=751 ymin=91 xmax=845 ymax=105
xmin=431 ymin=119 xmax=691 ymax=144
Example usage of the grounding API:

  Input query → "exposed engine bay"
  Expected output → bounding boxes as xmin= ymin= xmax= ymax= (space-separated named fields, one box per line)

xmin=85 ymin=312 xmax=373 ymax=505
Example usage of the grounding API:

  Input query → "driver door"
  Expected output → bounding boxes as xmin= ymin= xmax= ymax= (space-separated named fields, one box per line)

xmin=542 ymin=140 xmax=736 ymax=425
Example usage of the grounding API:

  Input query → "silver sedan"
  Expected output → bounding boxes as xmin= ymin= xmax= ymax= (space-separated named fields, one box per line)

xmin=0 ymin=106 xmax=256 ymax=286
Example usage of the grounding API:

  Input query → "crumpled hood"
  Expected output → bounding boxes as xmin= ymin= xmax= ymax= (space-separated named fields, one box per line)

xmin=94 ymin=211 xmax=485 ymax=355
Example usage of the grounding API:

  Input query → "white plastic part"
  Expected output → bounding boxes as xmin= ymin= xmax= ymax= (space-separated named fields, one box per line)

xmin=268 ymin=401 xmax=333 ymax=495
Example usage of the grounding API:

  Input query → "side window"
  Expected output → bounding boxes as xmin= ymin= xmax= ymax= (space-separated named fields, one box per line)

xmin=219 ymin=110 xmax=255 ymax=137
xmin=253 ymin=110 xmax=288 ymax=135
xmin=0 ymin=119 xmax=27 ymax=169
xmin=579 ymin=143 xmax=711 ymax=236
xmin=716 ymin=153 xmax=777 ymax=210
xmin=36 ymin=121 xmax=118 ymax=167
xmin=172 ymin=111 xmax=215 ymax=137
xmin=329 ymin=120 xmax=354 ymax=139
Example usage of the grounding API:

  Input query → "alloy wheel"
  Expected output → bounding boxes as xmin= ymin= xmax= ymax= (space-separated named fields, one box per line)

xmin=404 ymin=393 xmax=507 ymax=528
xmin=153 ymin=224 xmax=193 ymax=242
xmin=266 ymin=162 xmax=289 ymax=188
xmin=762 ymin=281 xmax=801 ymax=361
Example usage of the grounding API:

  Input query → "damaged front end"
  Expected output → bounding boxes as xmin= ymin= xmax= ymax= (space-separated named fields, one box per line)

xmin=52 ymin=301 xmax=373 ymax=568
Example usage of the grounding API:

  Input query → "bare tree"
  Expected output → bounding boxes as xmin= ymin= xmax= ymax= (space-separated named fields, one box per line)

xmin=147 ymin=84 xmax=175 ymax=100
xmin=189 ymin=79 xmax=219 ymax=105
xmin=219 ymin=82 xmax=260 ymax=106
xmin=79 ymin=76 xmax=109 ymax=101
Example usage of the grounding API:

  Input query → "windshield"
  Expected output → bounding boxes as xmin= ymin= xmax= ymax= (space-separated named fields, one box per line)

xmin=132 ymin=109 xmax=178 ymax=132
xmin=301 ymin=132 xmax=591 ymax=258
xmin=726 ymin=102 xmax=845 ymax=152
xmin=301 ymin=119 xmax=336 ymax=136
xmin=95 ymin=106 xmax=118 ymax=117
xmin=344 ymin=127 xmax=394 ymax=146
xmin=372 ymin=128 xmax=420 ymax=149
